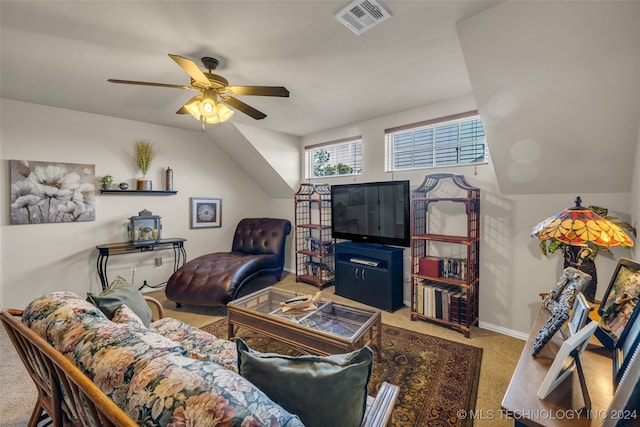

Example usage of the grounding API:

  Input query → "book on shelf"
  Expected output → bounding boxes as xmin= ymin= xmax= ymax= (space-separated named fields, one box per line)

xmin=458 ymin=291 xmax=468 ymax=325
xmin=419 ymin=256 xmax=467 ymax=280
xmin=415 ymin=281 xmax=467 ymax=323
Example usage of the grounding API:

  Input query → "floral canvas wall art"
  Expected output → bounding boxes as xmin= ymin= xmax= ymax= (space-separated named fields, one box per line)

xmin=10 ymin=160 xmax=96 ymax=224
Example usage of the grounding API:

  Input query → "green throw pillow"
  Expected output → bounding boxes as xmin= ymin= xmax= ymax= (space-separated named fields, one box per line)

xmin=236 ymin=338 xmax=373 ymax=427
xmin=87 ymin=276 xmax=152 ymax=327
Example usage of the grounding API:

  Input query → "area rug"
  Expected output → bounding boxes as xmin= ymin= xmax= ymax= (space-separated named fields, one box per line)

xmin=202 ymin=319 xmax=482 ymax=427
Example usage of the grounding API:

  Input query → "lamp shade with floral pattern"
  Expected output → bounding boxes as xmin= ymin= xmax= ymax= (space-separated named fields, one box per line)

xmin=531 ymin=197 xmax=634 ymax=248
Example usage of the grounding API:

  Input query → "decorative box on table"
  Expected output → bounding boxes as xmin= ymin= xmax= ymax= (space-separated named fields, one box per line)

xmin=128 ymin=209 xmax=162 ymax=245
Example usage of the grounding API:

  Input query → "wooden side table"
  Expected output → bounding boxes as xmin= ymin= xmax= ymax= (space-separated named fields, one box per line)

xmin=501 ymin=304 xmax=613 ymax=426
xmin=96 ymin=238 xmax=186 ymax=290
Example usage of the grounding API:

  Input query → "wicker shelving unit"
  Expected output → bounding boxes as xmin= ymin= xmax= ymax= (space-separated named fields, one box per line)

xmin=410 ymin=173 xmax=480 ymax=337
xmin=294 ymin=183 xmax=335 ymax=288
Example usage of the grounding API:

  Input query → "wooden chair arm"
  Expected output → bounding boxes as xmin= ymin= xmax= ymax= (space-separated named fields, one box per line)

xmin=362 ymin=381 xmax=399 ymax=427
xmin=1 ymin=309 xmax=137 ymax=426
xmin=144 ymin=296 xmax=165 ymax=320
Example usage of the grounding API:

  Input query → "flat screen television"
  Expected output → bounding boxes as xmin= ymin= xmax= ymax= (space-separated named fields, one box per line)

xmin=331 ymin=180 xmax=411 ymax=247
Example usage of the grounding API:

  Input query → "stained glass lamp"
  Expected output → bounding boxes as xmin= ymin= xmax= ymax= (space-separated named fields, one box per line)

xmin=531 ymin=196 xmax=634 ymax=301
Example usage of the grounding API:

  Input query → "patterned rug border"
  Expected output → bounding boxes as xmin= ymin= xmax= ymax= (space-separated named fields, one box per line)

xmin=202 ymin=319 xmax=483 ymax=427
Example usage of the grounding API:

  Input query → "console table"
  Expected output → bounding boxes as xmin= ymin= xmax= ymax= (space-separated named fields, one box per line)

xmin=502 ymin=305 xmax=613 ymax=426
xmin=96 ymin=238 xmax=186 ymax=290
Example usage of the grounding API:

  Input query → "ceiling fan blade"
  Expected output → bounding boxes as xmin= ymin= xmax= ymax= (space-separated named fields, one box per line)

xmin=176 ymin=106 xmax=189 ymax=115
xmin=223 ymin=96 xmax=267 ymax=120
xmin=108 ymin=79 xmax=194 ymax=91
xmin=169 ymin=54 xmax=212 ymax=88
xmin=227 ymin=86 xmax=290 ymax=97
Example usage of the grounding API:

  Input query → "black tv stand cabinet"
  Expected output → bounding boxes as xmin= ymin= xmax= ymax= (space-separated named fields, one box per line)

xmin=335 ymin=242 xmax=404 ymax=312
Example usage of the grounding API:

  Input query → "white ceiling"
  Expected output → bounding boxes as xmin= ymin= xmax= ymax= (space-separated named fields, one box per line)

xmin=458 ymin=1 xmax=640 ymax=195
xmin=0 ymin=0 xmax=498 ymax=136
xmin=2 ymin=1 xmax=640 ymax=195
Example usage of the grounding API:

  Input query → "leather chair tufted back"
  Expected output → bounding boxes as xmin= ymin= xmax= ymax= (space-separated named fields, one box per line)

xmin=231 ymin=218 xmax=291 ymax=258
xmin=165 ymin=217 xmax=292 ymax=307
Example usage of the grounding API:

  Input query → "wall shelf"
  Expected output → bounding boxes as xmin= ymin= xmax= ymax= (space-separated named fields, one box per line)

xmin=99 ymin=190 xmax=177 ymax=195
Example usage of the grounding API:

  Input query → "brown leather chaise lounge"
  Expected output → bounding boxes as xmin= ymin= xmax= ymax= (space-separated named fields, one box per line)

xmin=165 ymin=217 xmax=291 ymax=307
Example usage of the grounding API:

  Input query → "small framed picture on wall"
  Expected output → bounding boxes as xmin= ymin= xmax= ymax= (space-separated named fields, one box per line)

xmin=191 ymin=197 xmax=221 ymax=228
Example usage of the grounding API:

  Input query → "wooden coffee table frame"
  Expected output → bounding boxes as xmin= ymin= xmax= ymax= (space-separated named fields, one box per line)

xmin=227 ymin=287 xmax=382 ymax=362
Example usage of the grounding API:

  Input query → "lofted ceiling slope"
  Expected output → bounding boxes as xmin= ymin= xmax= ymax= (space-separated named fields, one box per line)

xmin=458 ymin=1 xmax=640 ymax=195
xmin=207 ymin=123 xmax=300 ymax=198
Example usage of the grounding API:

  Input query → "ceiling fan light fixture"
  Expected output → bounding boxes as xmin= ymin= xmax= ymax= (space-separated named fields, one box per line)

xmin=184 ymin=95 xmax=203 ymax=118
xmin=203 ymin=115 xmax=221 ymax=125
xmin=199 ymin=90 xmax=218 ymax=119
xmin=216 ymin=102 xmax=234 ymax=122
xmin=109 ymin=54 xmax=289 ymax=127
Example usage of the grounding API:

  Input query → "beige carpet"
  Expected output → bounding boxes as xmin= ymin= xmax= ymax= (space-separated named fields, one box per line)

xmin=0 ymin=326 xmax=36 ymax=426
xmin=0 ymin=273 xmax=524 ymax=427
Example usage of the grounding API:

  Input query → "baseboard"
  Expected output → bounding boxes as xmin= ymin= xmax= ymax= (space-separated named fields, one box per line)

xmin=400 ymin=296 xmax=528 ymax=340
xmin=479 ymin=321 xmax=528 ymax=340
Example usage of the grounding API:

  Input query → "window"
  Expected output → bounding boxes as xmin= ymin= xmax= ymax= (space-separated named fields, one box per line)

xmin=305 ymin=136 xmax=363 ymax=179
xmin=385 ymin=111 xmax=486 ymax=171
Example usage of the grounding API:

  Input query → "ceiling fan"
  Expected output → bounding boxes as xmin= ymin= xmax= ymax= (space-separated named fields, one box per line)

xmin=108 ymin=54 xmax=289 ymax=125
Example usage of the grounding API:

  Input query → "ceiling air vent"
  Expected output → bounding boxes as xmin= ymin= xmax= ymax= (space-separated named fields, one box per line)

xmin=335 ymin=0 xmax=391 ymax=35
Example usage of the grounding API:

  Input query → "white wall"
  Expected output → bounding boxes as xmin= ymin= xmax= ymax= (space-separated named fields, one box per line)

xmin=2 ymin=96 xmax=636 ymax=336
xmin=302 ymin=94 xmax=635 ymax=336
xmin=0 ymin=99 xmax=275 ymax=308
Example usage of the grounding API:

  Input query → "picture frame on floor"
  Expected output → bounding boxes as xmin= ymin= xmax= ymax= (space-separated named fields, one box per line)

xmin=190 ymin=197 xmax=221 ymax=229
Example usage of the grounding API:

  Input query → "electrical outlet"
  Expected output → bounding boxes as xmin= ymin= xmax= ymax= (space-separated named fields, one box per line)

xmin=155 ymin=257 xmax=163 ymax=267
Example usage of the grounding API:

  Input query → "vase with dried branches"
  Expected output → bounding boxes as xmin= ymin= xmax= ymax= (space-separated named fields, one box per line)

xmin=135 ymin=139 xmax=156 ymax=190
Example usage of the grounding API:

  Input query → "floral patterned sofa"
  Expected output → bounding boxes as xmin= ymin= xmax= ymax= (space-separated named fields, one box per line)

xmin=19 ymin=291 xmax=304 ymax=426
xmin=4 ymin=291 xmax=399 ymax=427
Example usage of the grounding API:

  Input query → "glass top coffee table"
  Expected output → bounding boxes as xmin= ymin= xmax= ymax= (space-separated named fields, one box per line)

xmin=227 ymin=286 xmax=382 ymax=361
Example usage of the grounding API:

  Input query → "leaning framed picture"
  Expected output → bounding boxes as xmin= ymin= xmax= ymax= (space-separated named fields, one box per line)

xmin=596 ymin=258 xmax=640 ymax=349
xmin=537 ymin=320 xmax=598 ymax=400
xmin=602 ymin=342 xmax=640 ymax=426
xmin=568 ymin=292 xmax=593 ymax=336
xmin=613 ymin=307 xmax=640 ymax=389
xmin=190 ymin=197 xmax=221 ymax=229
